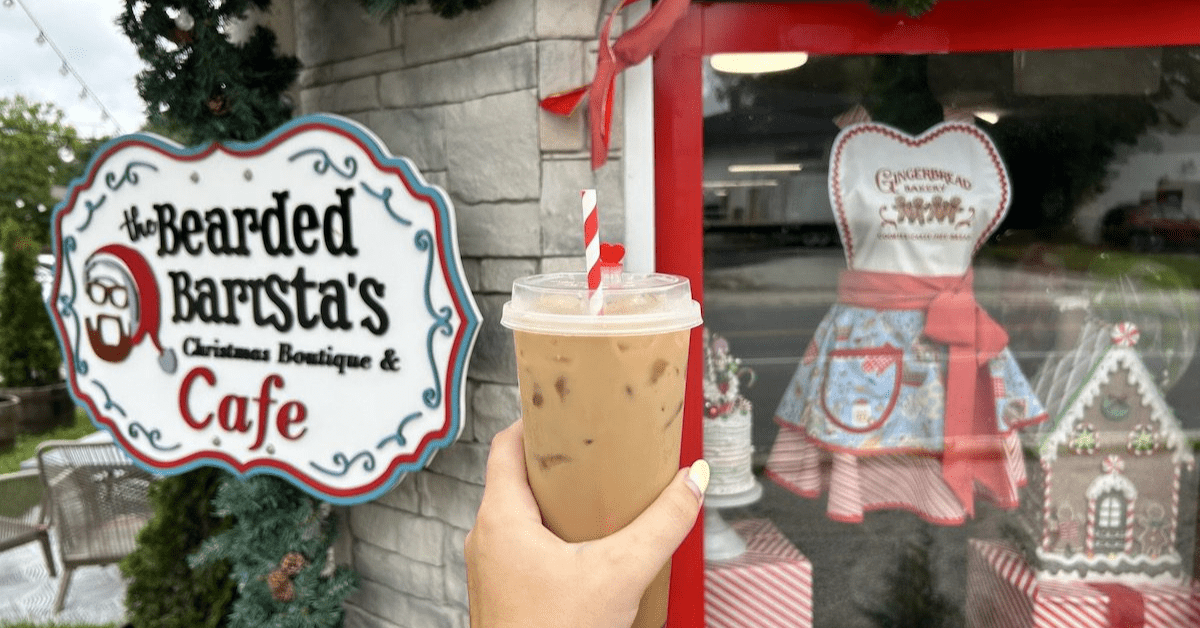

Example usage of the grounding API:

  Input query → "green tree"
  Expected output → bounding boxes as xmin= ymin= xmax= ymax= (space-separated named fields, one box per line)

xmin=120 ymin=468 xmax=238 ymax=628
xmin=0 ymin=218 xmax=61 ymax=387
xmin=118 ymin=5 xmax=357 ymax=627
xmin=0 ymin=96 xmax=88 ymax=245
xmin=118 ymin=0 xmax=300 ymax=145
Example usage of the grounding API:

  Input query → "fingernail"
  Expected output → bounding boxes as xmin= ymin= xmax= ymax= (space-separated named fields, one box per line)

xmin=685 ymin=459 xmax=710 ymax=502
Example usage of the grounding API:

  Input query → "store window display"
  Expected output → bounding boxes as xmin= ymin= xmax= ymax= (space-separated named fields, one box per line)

xmin=692 ymin=39 xmax=1200 ymax=626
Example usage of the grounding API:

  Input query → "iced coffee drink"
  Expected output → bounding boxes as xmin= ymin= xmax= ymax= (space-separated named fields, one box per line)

xmin=501 ymin=272 xmax=702 ymax=628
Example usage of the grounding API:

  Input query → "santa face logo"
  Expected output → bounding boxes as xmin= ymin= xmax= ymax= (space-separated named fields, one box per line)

xmin=84 ymin=257 xmax=138 ymax=362
xmin=82 ymin=244 xmax=176 ymax=373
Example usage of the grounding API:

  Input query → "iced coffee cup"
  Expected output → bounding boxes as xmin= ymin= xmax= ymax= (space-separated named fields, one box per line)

xmin=501 ymin=272 xmax=702 ymax=628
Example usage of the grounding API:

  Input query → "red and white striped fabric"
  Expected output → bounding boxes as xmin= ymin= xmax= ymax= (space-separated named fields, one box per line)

xmin=765 ymin=423 xmax=1026 ymax=525
xmin=967 ymin=539 xmax=1200 ymax=628
xmin=705 ymin=519 xmax=813 ymax=628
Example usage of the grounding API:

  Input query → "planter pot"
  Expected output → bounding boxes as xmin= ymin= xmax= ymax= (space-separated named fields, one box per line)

xmin=0 ymin=394 xmax=19 ymax=450
xmin=3 ymin=382 xmax=74 ymax=435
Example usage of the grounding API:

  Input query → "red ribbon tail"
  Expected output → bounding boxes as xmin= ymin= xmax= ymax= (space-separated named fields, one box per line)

xmin=539 ymin=86 xmax=589 ymax=116
xmin=1089 ymin=583 xmax=1146 ymax=628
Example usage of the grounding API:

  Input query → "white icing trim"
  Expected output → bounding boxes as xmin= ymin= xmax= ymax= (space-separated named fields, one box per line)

xmin=1086 ymin=471 xmax=1137 ymax=501
xmin=1036 ymin=547 xmax=1186 ymax=585
xmin=1040 ymin=342 xmax=1194 ymax=469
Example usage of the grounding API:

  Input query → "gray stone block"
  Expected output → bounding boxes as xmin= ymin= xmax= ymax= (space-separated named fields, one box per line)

xmin=539 ymin=106 xmax=587 ymax=153
xmin=344 ymin=603 xmax=402 ymax=628
xmin=469 ymin=381 xmax=520 ymax=443
xmin=350 ymin=502 xmax=445 ymax=565
xmin=479 ymin=258 xmax=536 ymax=293
xmin=459 ymin=257 xmax=482 ymax=294
xmin=299 ymin=51 xmax=406 ymax=92
xmin=463 ymin=295 xmax=517 ymax=384
xmin=445 ymin=525 xmax=469 ymax=566
xmin=424 ymin=170 xmax=449 ymax=190
xmin=455 ymin=202 xmax=540 ymax=257
xmin=427 ymin=440 xmax=489 ymax=485
xmin=380 ymin=44 xmax=537 ymax=109
xmin=365 ymin=107 xmax=446 ymax=171
xmin=374 ymin=471 xmax=421 ymax=513
xmin=299 ymin=76 xmax=380 ymax=114
xmin=403 ymin=0 xmax=534 ymax=66
xmin=354 ymin=540 xmax=445 ymax=601
xmin=334 ymin=506 xmax=354 ymax=567
xmin=418 ymin=471 xmax=484 ymax=530
xmin=445 ymin=90 xmax=541 ymax=204
xmin=443 ymin=525 xmax=469 ymax=609
xmin=408 ymin=595 xmax=467 ymax=628
xmin=540 ymin=256 xmax=584 ymax=274
xmin=444 ymin=557 xmax=469 ymax=610
xmin=296 ymin=0 xmax=394 ymax=66
xmin=536 ymin=0 xmax=605 ymax=38
xmin=347 ymin=580 xmax=410 ymax=627
xmin=538 ymin=40 xmax=586 ymax=99
xmin=539 ymin=159 xmax=625 ymax=255
xmin=538 ymin=41 xmax=587 ymax=152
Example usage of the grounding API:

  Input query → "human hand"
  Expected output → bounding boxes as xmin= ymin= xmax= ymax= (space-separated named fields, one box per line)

xmin=465 ymin=418 xmax=709 ymax=628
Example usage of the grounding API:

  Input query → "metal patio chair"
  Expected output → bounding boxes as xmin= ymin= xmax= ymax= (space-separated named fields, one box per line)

xmin=37 ymin=440 xmax=154 ymax=612
xmin=0 ymin=468 xmax=57 ymax=576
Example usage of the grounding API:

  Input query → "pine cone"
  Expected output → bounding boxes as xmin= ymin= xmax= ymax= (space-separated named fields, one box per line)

xmin=267 ymin=569 xmax=294 ymax=602
xmin=280 ymin=551 xmax=306 ymax=576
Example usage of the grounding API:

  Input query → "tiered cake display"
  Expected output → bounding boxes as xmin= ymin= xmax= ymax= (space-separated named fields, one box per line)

xmin=703 ymin=329 xmax=756 ymax=496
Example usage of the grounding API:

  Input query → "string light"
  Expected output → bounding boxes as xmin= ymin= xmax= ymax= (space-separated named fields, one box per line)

xmin=6 ymin=0 xmax=124 ymax=134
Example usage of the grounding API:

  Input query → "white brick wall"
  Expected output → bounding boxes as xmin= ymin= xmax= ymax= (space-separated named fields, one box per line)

xmin=278 ymin=1 xmax=625 ymax=625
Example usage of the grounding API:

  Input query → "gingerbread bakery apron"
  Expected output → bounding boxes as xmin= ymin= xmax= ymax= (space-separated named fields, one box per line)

xmin=767 ymin=121 xmax=1047 ymax=525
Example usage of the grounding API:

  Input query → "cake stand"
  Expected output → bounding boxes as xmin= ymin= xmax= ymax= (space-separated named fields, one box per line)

xmin=703 ymin=479 xmax=763 ymax=561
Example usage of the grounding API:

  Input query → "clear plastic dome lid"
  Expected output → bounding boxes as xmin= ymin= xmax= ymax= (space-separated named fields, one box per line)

xmin=500 ymin=272 xmax=703 ymax=335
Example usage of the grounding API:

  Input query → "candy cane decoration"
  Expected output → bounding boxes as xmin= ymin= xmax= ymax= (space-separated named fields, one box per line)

xmin=1124 ymin=497 xmax=1136 ymax=553
xmin=1041 ymin=461 xmax=1054 ymax=551
xmin=581 ymin=189 xmax=602 ymax=314
xmin=1171 ymin=465 xmax=1181 ymax=546
xmin=1086 ymin=497 xmax=1096 ymax=556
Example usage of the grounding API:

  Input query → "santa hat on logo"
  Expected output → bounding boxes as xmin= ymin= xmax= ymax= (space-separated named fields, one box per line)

xmin=87 ymin=243 xmax=177 ymax=374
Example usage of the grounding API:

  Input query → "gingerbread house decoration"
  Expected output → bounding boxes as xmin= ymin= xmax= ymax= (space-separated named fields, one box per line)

xmin=1031 ymin=311 xmax=1195 ymax=582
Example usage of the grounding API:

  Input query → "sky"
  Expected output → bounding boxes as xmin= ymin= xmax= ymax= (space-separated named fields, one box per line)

xmin=1 ymin=0 xmax=146 ymax=138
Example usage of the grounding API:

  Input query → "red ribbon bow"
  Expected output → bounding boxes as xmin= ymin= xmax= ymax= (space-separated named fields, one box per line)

xmin=539 ymin=0 xmax=690 ymax=170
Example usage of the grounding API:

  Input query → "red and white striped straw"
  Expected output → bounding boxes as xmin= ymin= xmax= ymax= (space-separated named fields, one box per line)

xmin=581 ymin=189 xmax=603 ymax=314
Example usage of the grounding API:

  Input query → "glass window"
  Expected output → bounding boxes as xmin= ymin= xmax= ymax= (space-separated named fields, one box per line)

xmin=686 ymin=39 xmax=1200 ymax=628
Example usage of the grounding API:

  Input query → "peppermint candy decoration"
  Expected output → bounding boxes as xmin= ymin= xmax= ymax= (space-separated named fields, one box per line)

xmin=1102 ymin=454 xmax=1126 ymax=474
xmin=1111 ymin=322 xmax=1140 ymax=347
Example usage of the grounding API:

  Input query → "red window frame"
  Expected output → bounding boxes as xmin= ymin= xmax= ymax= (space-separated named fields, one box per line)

xmin=652 ymin=2 xmax=1200 ymax=626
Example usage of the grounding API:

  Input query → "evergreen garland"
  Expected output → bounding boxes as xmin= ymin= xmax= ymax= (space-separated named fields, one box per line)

xmin=120 ymin=468 xmax=238 ymax=628
xmin=869 ymin=0 xmax=940 ymax=16
xmin=117 ymin=0 xmax=300 ymax=144
xmin=191 ymin=476 xmax=358 ymax=628
xmin=360 ymin=0 xmax=495 ymax=19
xmin=115 ymin=4 xmax=359 ymax=627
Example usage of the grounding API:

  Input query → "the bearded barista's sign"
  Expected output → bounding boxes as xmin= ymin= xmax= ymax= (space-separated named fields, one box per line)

xmin=48 ymin=114 xmax=481 ymax=504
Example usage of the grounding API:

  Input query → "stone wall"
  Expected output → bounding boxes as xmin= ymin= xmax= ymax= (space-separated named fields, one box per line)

xmin=272 ymin=1 xmax=629 ymax=626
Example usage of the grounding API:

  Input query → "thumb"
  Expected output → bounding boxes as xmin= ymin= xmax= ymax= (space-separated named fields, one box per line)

xmin=594 ymin=460 xmax=709 ymax=577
